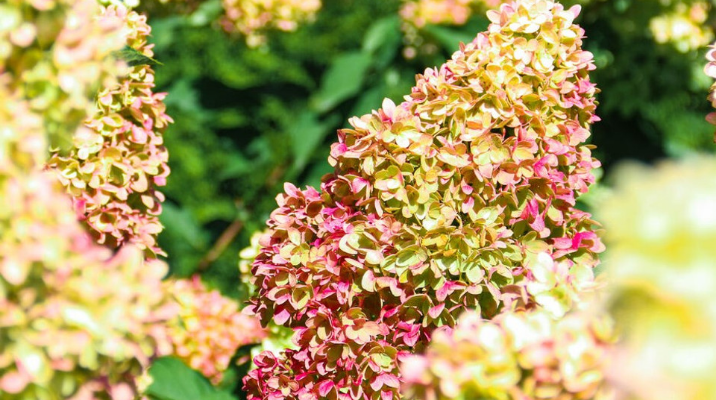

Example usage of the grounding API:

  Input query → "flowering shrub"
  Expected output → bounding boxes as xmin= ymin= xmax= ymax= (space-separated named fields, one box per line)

xmin=165 ymin=276 xmax=266 ymax=385
xmin=8 ymin=0 xmax=715 ymax=398
xmin=0 ymin=2 xmax=178 ymax=398
xmin=48 ymin=5 xmax=172 ymax=258
xmin=599 ymin=157 xmax=716 ymax=400
xmin=2 ymin=2 xmax=269 ymax=397
xmin=220 ymin=0 xmax=321 ymax=47
xmin=243 ymin=0 xmax=603 ymax=398
xmin=400 ymin=308 xmax=613 ymax=400
xmin=397 ymin=158 xmax=716 ymax=400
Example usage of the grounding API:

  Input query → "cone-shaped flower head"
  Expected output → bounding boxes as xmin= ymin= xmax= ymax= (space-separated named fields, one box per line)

xmin=48 ymin=6 xmax=172 ymax=257
xmin=244 ymin=0 xmax=602 ymax=398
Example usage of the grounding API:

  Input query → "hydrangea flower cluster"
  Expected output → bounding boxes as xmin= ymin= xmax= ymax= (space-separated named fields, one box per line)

xmin=0 ymin=0 xmax=124 ymax=145
xmin=48 ymin=5 xmax=172 ymax=258
xmin=0 ymin=183 xmax=176 ymax=398
xmin=599 ymin=157 xmax=716 ymax=400
xmin=165 ymin=276 xmax=266 ymax=384
xmin=649 ymin=1 xmax=712 ymax=53
xmin=244 ymin=0 xmax=603 ymax=398
xmin=400 ymin=308 xmax=613 ymax=400
xmin=220 ymin=0 xmax=322 ymax=47
xmin=0 ymin=2 xmax=178 ymax=398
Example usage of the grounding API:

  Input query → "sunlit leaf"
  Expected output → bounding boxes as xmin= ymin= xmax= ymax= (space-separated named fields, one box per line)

xmin=311 ymin=52 xmax=373 ymax=113
xmin=145 ymin=357 xmax=235 ymax=400
xmin=113 ymin=45 xmax=163 ymax=67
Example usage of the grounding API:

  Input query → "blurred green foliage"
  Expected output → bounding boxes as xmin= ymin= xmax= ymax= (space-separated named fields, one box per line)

xmin=146 ymin=0 xmax=715 ymax=394
xmin=581 ymin=0 xmax=716 ymax=163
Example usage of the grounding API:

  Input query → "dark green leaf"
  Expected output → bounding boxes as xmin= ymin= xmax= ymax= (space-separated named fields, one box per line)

xmin=362 ymin=16 xmax=401 ymax=54
xmin=288 ymin=111 xmax=340 ymax=176
xmin=145 ymin=357 xmax=235 ymax=400
xmin=159 ymin=203 xmax=208 ymax=250
xmin=422 ymin=25 xmax=476 ymax=53
xmin=311 ymin=52 xmax=372 ymax=113
xmin=362 ymin=16 xmax=401 ymax=69
xmin=219 ymin=155 xmax=253 ymax=180
xmin=163 ymin=79 xmax=200 ymax=112
xmin=423 ymin=17 xmax=488 ymax=53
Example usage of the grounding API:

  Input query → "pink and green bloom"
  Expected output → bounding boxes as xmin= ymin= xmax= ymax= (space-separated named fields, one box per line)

xmin=165 ymin=276 xmax=266 ymax=385
xmin=400 ymin=307 xmax=613 ymax=400
xmin=48 ymin=6 xmax=172 ymax=257
xmin=243 ymin=0 xmax=603 ymax=398
xmin=0 ymin=2 xmax=176 ymax=398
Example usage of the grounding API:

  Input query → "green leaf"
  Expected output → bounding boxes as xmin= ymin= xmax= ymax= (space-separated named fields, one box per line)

xmin=113 ymin=45 xmax=163 ymax=67
xmin=311 ymin=52 xmax=372 ymax=113
xmin=287 ymin=111 xmax=340 ymax=176
xmin=163 ymin=79 xmax=200 ymax=112
xmin=145 ymin=16 xmax=183 ymax=50
xmin=145 ymin=357 xmax=235 ymax=400
xmin=159 ymin=203 xmax=208 ymax=251
xmin=219 ymin=155 xmax=253 ymax=180
xmin=187 ymin=0 xmax=224 ymax=27
xmin=422 ymin=17 xmax=488 ymax=53
xmin=362 ymin=16 xmax=401 ymax=54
